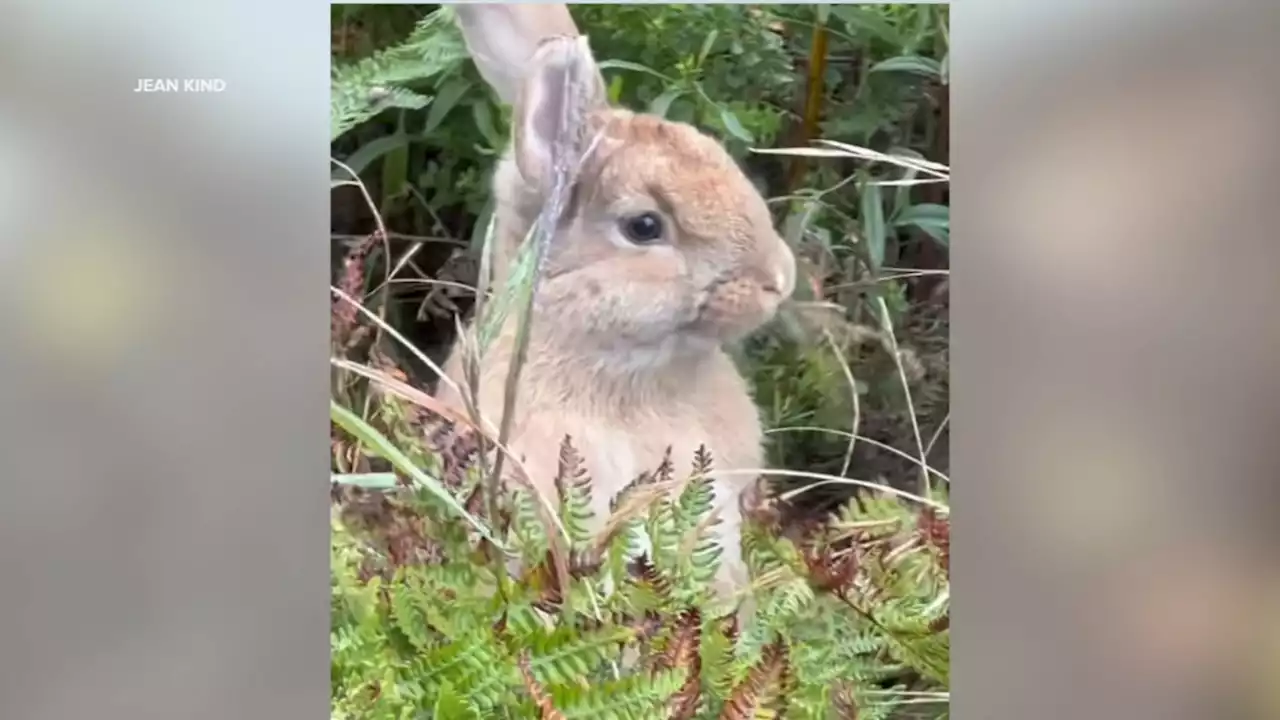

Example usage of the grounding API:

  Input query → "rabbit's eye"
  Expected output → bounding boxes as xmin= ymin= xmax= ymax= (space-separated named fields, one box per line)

xmin=620 ymin=212 xmax=665 ymax=244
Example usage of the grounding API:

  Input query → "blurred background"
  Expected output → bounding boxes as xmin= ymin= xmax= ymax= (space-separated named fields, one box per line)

xmin=961 ymin=4 xmax=1280 ymax=719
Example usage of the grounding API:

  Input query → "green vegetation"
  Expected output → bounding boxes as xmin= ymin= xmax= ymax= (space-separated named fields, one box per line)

xmin=330 ymin=4 xmax=949 ymax=717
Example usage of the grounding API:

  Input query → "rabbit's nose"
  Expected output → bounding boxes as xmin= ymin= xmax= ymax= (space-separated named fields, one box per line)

xmin=769 ymin=245 xmax=797 ymax=298
xmin=769 ymin=269 xmax=792 ymax=296
xmin=761 ymin=273 xmax=785 ymax=295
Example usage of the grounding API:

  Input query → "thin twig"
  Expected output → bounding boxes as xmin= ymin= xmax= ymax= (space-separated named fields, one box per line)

xmin=765 ymin=425 xmax=949 ymax=484
xmin=873 ymin=296 xmax=931 ymax=498
xmin=330 ymin=286 xmax=466 ymax=403
xmin=714 ymin=467 xmax=947 ymax=510
xmin=332 ymin=232 xmax=467 ymax=246
xmin=924 ymin=411 xmax=950 ymax=460
xmin=821 ymin=326 xmax=862 ymax=479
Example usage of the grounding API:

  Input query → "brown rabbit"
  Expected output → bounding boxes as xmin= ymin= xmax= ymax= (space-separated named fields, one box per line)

xmin=439 ymin=5 xmax=796 ymax=600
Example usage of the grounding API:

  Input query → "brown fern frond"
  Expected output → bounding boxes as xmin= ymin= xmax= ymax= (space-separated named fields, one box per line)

xmin=742 ymin=479 xmax=785 ymax=531
xmin=719 ymin=640 xmax=789 ymax=720
xmin=660 ymin=608 xmax=703 ymax=720
xmin=518 ymin=652 xmax=567 ymax=720
xmin=629 ymin=553 xmax=675 ymax=604
xmin=655 ymin=608 xmax=701 ymax=672
xmin=356 ymin=353 xmax=483 ymax=491
xmin=553 ymin=435 xmax=591 ymax=501
xmin=332 ymin=231 xmax=380 ymax=352
xmin=654 ymin=446 xmax=675 ymax=484
xmin=609 ymin=468 xmax=655 ymax=514
xmin=918 ymin=506 xmax=950 ymax=577
xmin=332 ymin=486 xmax=445 ymax=572
xmin=773 ymin=643 xmax=797 ymax=719
xmin=801 ymin=537 xmax=859 ymax=597
xmin=422 ymin=413 xmax=482 ymax=489
xmin=669 ymin=681 xmax=703 ymax=720
xmin=691 ymin=444 xmax=714 ymax=476
xmin=832 ymin=681 xmax=859 ymax=719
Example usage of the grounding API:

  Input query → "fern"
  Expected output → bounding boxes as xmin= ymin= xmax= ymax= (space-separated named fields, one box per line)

xmin=554 ymin=436 xmax=596 ymax=551
xmin=330 ymin=7 xmax=469 ymax=142
xmin=331 ymin=413 xmax=950 ymax=719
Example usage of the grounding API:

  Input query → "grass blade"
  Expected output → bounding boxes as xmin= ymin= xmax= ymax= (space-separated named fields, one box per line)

xmin=330 ymin=400 xmax=504 ymax=549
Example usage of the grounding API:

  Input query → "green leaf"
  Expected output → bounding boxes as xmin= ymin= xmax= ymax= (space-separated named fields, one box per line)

xmin=696 ymin=29 xmax=719 ymax=68
xmin=381 ymin=114 xmax=410 ymax=209
xmin=870 ymin=55 xmax=943 ymax=79
xmin=860 ymin=179 xmax=887 ymax=269
xmin=606 ymin=73 xmax=625 ymax=104
xmin=336 ymin=132 xmax=413 ymax=180
xmin=596 ymin=59 xmax=676 ymax=84
xmin=330 ymin=87 xmax=429 ymax=143
xmin=719 ymin=108 xmax=754 ymax=143
xmin=432 ymin=679 xmax=480 ymax=719
xmin=423 ymin=76 xmax=474 ymax=136
xmin=940 ymin=51 xmax=950 ymax=85
xmin=648 ymin=87 xmax=684 ymax=118
xmin=831 ymin=6 xmax=903 ymax=46
xmin=329 ymin=400 xmax=503 ymax=548
xmin=886 ymin=146 xmax=926 ymax=215
xmin=471 ymin=100 xmax=504 ymax=151
xmin=894 ymin=203 xmax=950 ymax=247
xmin=329 ymin=9 xmax=466 ymax=141
xmin=469 ymin=195 xmax=496 ymax=254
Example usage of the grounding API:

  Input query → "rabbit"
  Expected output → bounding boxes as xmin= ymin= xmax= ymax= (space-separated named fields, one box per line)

xmin=438 ymin=5 xmax=796 ymax=603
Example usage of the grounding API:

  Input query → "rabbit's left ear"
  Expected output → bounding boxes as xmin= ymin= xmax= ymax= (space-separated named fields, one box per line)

xmin=513 ymin=35 xmax=609 ymax=194
xmin=453 ymin=4 xmax=581 ymax=106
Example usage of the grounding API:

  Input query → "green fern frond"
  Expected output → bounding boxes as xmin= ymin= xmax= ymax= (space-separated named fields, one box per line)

xmin=676 ymin=526 xmax=723 ymax=597
xmin=330 ymin=435 xmax=949 ymax=719
xmin=645 ymin=496 xmax=680 ymax=571
xmin=509 ymin=487 xmax=550 ymax=567
xmin=554 ymin=435 xmax=596 ymax=550
xmin=699 ymin=615 xmax=743 ymax=700
xmin=431 ymin=679 xmax=483 ymax=720
xmin=521 ymin=624 xmax=635 ymax=686
xmin=553 ymin=668 xmax=686 ymax=719
xmin=674 ymin=462 xmax=715 ymax=535
xmin=330 ymin=7 xmax=469 ymax=142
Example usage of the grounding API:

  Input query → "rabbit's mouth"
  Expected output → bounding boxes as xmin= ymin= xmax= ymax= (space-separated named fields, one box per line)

xmin=682 ymin=271 xmax=788 ymax=342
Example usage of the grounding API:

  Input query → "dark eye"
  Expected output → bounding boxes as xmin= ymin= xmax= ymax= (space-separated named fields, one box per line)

xmin=620 ymin=212 xmax=665 ymax=244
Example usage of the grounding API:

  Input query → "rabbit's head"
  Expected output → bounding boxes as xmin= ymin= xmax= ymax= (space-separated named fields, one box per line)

xmin=457 ymin=6 xmax=796 ymax=369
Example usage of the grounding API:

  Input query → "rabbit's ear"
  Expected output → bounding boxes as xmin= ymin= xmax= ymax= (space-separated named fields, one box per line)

xmin=452 ymin=4 xmax=581 ymax=106
xmin=513 ymin=35 xmax=608 ymax=194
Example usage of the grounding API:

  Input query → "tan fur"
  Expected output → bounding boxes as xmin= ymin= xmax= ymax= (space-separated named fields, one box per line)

xmin=442 ymin=15 xmax=796 ymax=600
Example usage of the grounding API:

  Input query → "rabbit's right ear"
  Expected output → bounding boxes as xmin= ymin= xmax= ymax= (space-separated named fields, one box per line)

xmin=512 ymin=35 xmax=608 ymax=195
xmin=452 ymin=4 xmax=582 ymax=106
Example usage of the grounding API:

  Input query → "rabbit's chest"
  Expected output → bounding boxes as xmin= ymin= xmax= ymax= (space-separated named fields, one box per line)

xmin=571 ymin=411 xmax=760 ymax=503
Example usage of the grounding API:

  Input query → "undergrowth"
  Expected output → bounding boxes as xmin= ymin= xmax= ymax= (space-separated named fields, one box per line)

xmin=331 ymin=405 xmax=950 ymax=719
